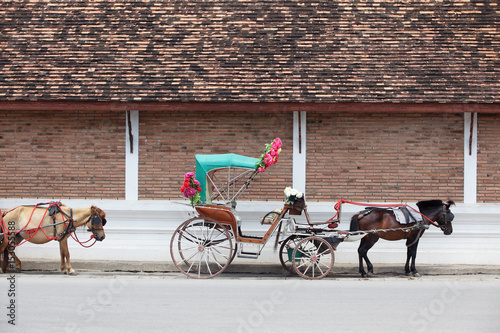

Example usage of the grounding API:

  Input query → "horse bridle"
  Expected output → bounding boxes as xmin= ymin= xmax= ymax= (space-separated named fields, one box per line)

xmin=435 ymin=204 xmax=452 ymax=231
xmin=87 ymin=212 xmax=107 ymax=233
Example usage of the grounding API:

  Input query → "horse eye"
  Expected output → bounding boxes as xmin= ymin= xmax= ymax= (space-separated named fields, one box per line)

xmin=102 ymin=218 xmax=107 ymax=226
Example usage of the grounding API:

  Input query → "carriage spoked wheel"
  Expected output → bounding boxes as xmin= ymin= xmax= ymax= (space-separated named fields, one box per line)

xmin=279 ymin=235 xmax=304 ymax=275
xmin=292 ymin=236 xmax=335 ymax=279
xmin=170 ymin=216 xmax=233 ymax=279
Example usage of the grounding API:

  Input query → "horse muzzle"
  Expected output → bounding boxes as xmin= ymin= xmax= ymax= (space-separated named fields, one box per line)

xmin=442 ymin=212 xmax=454 ymax=235
xmin=94 ymin=233 xmax=105 ymax=241
xmin=90 ymin=228 xmax=106 ymax=241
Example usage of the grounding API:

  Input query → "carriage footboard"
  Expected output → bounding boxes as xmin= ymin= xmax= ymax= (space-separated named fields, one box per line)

xmin=324 ymin=236 xmax=343 ymax=249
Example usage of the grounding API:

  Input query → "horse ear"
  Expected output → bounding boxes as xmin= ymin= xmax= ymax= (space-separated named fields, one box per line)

xmin=91 ymin=206 xmax=103 ymax=217
xmin=446 ymin=199 xmax=455 ymax=209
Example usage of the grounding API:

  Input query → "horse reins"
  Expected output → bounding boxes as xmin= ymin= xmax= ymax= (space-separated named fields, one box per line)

xmin=67 ymin=211 xmax=106 ymax=248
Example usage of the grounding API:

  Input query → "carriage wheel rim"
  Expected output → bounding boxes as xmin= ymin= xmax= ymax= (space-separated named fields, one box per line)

xmin=279 ymin=235 xmax=303 ymax=274
xmin=170 ymin=217 xmax=233 ymax=279
xmin=292 ymin=237 xmax=334 ymax=280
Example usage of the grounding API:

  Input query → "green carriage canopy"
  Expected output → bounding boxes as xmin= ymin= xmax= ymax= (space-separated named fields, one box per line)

xmin=195 ymin=153 xmax=259 ymax=203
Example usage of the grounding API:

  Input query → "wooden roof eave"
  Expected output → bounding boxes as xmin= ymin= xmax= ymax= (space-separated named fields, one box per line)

xmin=1 ymin=100 xmax=499 ymax=114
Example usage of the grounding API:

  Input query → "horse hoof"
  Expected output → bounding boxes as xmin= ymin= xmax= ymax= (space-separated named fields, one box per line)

xmin=413 ymin=272 xmax=421 ymax=278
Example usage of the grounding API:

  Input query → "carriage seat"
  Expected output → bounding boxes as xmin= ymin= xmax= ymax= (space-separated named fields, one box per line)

xmin=261 ymin=209 xmax=282 ymax=224
xmin=195 ymin=204 xmax=240 ymax=232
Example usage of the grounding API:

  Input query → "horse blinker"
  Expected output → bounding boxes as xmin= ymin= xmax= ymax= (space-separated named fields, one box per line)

xmin=91 ymin=215 xmax=102 ymax=226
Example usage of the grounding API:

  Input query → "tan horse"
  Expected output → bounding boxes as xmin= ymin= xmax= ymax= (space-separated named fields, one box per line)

xmin=1 ymin=203 xmax=106 ymax=274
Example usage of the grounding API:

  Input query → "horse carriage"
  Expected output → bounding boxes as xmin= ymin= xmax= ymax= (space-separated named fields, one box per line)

xmin=170 ymin=139 xmax=455 ymax=279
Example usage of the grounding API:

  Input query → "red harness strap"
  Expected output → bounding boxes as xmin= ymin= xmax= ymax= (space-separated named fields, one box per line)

xmin=3 ymin=202 xmax=73 ymax=247
xmin=2 ymin=203 xmax=97 ymax=248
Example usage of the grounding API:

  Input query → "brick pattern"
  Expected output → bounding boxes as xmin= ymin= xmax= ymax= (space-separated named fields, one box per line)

xmin=477 ymin=114 xmax=500 ymax=202
xmin=306 ymin=112 xmax=465 ymax=202
xmin=2 ymin=110 xmax=499 ymax=203
xmin=0 ymin=110 xmax=125 ymax=199
xmin=138 ymin=110 xmax=293 ymax=200
xmin=1 ymin=1 xmax=498 ymax=103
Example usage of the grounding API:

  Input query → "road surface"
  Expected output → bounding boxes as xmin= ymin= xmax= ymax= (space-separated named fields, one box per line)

xmin=1 ymin=272 xmax=499 ymax=333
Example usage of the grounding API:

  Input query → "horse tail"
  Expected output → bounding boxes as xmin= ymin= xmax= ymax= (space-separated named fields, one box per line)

xmin=350 ymin=213 xmax=360 ymax=231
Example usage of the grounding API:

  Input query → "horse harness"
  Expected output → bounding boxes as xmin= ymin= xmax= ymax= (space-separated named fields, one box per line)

xmin=48 ymin=204 xmax=75 ymax=241
xmin=8 ymin=203 xmax=105 ymax=241
xmin=356 ymin=204 xmax=451 ymax=247
xmin=51 ymin=206 xmax=106 ymax=238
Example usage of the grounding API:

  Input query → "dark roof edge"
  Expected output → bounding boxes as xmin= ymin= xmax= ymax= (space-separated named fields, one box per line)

xmin=1 ymin=101 xmax=499 ymax=113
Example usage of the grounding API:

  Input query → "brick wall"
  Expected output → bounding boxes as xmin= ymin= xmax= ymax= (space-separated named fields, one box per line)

xmin=306 ymin=112 xmax=464 ymax=202
xmin=0 ymin=110 xmax=125 ymax=199
xmin=138 ymin=110 xmax=293 ymax=201
xmin=477 ymin=114 xmax=500 ymax=203
xmin=3 ymin=109 xmax=498 ymax=203
xmin=139 ymin=110 xmax=465 ymax=203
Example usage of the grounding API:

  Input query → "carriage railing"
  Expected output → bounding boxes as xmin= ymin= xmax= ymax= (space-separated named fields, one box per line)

xmin=207 ymin=167 xmax=258 ymax=206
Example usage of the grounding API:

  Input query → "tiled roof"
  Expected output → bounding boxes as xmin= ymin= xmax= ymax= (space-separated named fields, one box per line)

xmin=1 ymin=0 xmax=499 ymax=103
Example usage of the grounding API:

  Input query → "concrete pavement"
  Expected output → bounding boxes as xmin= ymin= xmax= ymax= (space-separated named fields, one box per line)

xmin=4 ymin=274 xmax=499 ymax=332
xmin=13 ymin=259 xmax=500 ymax=277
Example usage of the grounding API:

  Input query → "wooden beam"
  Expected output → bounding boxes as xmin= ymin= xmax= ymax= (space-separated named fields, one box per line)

xmin=1 ymin=100 xmax=499 ymax=113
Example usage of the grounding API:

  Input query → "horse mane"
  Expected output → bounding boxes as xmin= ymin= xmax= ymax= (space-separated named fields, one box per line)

xmin=416 ymin=200 xmax=444 ymax=210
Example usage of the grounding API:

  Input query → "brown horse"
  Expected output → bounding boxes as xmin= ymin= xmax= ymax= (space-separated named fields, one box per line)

xmin=1 ymin=203 xmax=106 ymax=274
xmin=349 ymin=200 xmax=454 ymax=277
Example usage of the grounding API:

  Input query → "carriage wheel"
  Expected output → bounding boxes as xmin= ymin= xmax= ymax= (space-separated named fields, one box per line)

xmin=170 ymin=217 xmax=233 ymax=279
xmin=292 ymin=236 xmax=334 ymax=280
xmin=279 ymin=235 xmax=303 ymax=275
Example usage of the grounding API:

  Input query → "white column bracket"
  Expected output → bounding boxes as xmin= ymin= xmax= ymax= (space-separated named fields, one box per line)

xmin=126 ymin=110 xmax=139 ymax=200
xmin=293 ymin=111 xmax=306 ymax=194
xmin=464 ymin=112 xmax=477 ymax=204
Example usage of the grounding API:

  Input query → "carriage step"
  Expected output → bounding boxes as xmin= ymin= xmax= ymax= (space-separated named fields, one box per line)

xmin=239 ymin=234 xmax=263 ymax=240
xmin=237 ymin=243 xmax=263 ymax=259
xmin=237 ymin=251 xmax=260 ymax=259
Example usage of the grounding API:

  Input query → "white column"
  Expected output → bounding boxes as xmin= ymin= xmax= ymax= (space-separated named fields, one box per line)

xmin=126 ymin=110 xmax=139 ymax=200
xmin=464 ymin=112 xmax=477 ymax=203
xmin=293 ymin=111 xmax=306 ymax=193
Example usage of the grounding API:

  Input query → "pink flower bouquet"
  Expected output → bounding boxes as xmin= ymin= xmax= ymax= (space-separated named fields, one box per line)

xmin=255 ymin=137 xmax=282 ymax=173
xmin=180 ymin=172 xmax=202 ymax=206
